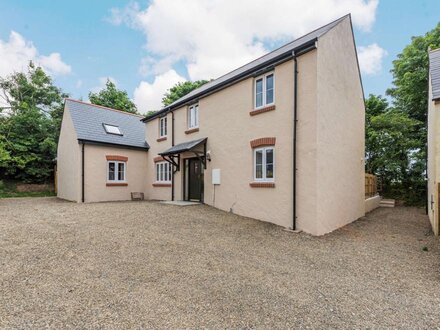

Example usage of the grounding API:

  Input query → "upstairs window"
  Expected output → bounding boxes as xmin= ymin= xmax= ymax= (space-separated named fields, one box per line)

xmin=159 ymin=116 xmax=167 ymax=137
xmin=156 ymin=161 xmax=172 ymax=182
xmin=254 ymin=73 xmax=274 ymax=109
xmin=108 ymin=161 xmax=126 ymax=182
xmin=254 ymin=147 xmax=274 ymax=181
xmin=103 ymin=123 xmax=123 ymax=136
xmin=188 ymin=104 xmax=199 ymax=129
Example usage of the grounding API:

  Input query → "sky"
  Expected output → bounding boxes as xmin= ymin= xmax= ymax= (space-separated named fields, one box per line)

xmin=0 ymin=0 xmax=439 ymax=114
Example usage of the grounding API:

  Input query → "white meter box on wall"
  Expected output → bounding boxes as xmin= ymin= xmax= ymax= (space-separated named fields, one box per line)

xmin=212 ymin=169 xmax=221 ymax=185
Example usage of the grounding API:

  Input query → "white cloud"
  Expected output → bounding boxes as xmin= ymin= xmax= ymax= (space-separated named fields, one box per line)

xmin=133 ymin=69 xmax=186 ymax=113
xmin=110 ymin=0 xmax=379 ymax=81
xmin=0 ymin=31 xmax=71 ymax=77
xmin=76 ymin=79 xmax=83 ymax=88
xmin=357 ymin=43 xmax=387 ymax=75
xmin=91 ymin=76 xmax=118 ymax=93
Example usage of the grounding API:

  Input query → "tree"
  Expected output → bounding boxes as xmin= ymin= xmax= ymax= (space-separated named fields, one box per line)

xmin=384 ymin=22 xmax=440 ymax=204
xmin=162 ymin=80 xmax=209 ymax=106
xmin=0 ymin=62 xmax=68 ymax=183
xmin=89 ymin=79 xmax=138 ymax=114
xmin=387 ymin=22 xmax=440 ymax=124
xmin=365 ymin=94 xmax=423 ymax=204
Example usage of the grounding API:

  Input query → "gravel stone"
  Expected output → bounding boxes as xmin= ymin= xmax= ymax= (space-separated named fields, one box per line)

xmin=0 ymin=197 xmax=439 ymax=329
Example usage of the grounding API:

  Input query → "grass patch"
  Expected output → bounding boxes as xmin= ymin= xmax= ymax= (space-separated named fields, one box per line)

xmin=0 ymin=191 xmax=55 ymax=198
xmin=0 ymin=180 xmax=55 ymax=198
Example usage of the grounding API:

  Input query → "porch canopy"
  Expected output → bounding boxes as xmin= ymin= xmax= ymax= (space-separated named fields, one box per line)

xmin=158 ymin=137 xmax=207 ymax=171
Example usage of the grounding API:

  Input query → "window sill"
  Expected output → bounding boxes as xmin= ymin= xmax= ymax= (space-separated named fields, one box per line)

xmin=152 ymin=182 xmax=172 ymax=187
xmin=157 ymin=136 xmax=167 ymax=142
xmin=185 ymin=127 xmax=199 ymax=134
xmin=250 ymin=105 xmax=276 ymax=116
xmin=106 ymin=183 xmax=128 ymax=187
xmin=249 ymin=182 xmax=275 ymax=188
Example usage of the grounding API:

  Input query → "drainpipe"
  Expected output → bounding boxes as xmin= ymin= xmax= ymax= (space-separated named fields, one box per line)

xmin=171 ymin=109 xmax=175 ymax=201
xmin=81 ymin=143 xmax=85 ymax=203
xmin=292 ymin=53 xmax=298 ymax=231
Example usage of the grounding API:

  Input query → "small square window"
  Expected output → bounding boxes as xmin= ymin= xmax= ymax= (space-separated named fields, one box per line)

xmin=253 ymin=147 xmax=275 ymax=182
xmin=254 ymin=72 xmax=275 ymax=109
xmin=188 ymin=104 xmax=199 ymax=129
xmin=107 ymin=161 xmax=126 ymax=182
xmin=159 ymin=116 xmax=167 ymax=137
xmin=103 ymin=124 xmax=122 ymax=135
xmin=155 ymin=161 xmax=172 ymax=183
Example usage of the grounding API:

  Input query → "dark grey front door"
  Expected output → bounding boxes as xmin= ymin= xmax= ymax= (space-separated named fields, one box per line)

xmin=188 ymin=158 xmax=203 ymax=201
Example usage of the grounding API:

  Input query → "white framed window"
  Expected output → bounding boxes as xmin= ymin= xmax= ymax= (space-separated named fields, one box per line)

xmin=188 ymin=104 xmax=199 ymax=129
xmin=254 ymin=147 xmax=274 ymax=181
xmin=103 ymin=123 xmax=123 ymax=136
xmin=159 ymin=116 xmax=167 ymax=137
xmin=254 ymin=72 xmax=274 ymax=109
xmin=156 ymin=161 xmax=172 ymax=182
xmin=107 ymin=161 xmax=126 ymax=182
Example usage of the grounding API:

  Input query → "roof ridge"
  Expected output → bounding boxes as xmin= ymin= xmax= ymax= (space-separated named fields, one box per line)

xmin=65 ymin=98 xmax=144 ymax=118
xmin=144 ymin=13 xmax=350 ymax=122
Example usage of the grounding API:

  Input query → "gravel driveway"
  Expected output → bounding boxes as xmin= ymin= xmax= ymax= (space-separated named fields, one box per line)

xmin=1 ymin=197 xmax=439 ymax=329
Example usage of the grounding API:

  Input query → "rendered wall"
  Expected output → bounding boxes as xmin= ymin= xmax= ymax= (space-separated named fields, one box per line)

xmin=83 ymin=145 xmax=148 ymax=203
xmin=57 ymin=106 xmax=81 ymax=202
xmin=146 ymin=59 xmax=300 ymax=228
xmin=314 ymin=16 xmax=366 ymax=235
xmin=428 ymin=72 xmax=440 ymax=236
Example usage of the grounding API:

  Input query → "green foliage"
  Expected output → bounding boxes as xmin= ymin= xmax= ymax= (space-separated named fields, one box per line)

xmin=162 ymin=80 xmax=209 ymax=107
xmin=88 ymin=80 xmax=138 ymax=114
xmin=0 ymin=62 xmax=67 ymax=183
xmin=387 ymin=22 xmax=440 ymax=124
xmin=382 ymin=22 xmax=440 ymax=204
xmin=365 ymin=94 xmax=424 ymax=205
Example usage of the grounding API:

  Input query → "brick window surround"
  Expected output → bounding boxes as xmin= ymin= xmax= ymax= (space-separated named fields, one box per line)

xmin=153 ymin=156 xmax=166 ymax=163
xmin=249 ymin=182 xmax=275 ymax=188
xmin=106 ymin=155 xmax=128 ymax=161
xmin=250 ymin=105 xmax=276 ymax=116
xmin=185 ymin=127 xmax=199 ymax=134
xmin=152 ymin=182 xmax=172 ymax=187
xmin=106 ymin=183 xmax=128 ymax=187
xmin=250 ymin=137 xmax=276 ymax=148
xmin=157 ymin=136 xmax=167 ymax=142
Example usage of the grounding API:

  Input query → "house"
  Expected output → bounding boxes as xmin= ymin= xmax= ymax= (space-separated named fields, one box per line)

xmin=427 ymin=48 xmax=440 ymax=236
xmin=57 ymin=99 xmax=149 ymax=203
xmin=57 ymin=14 xmax=366 ymax=236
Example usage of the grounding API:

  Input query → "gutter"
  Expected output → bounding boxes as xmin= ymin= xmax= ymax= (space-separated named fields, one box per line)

xmin=291 ymin=42 xmax=317 ymax=231
xmin=81 ymin=143 xmax=85 ymax=203
xmin=292 ymin=54 xmax=298 ymax=230
xmin=171 ymin=109 xmax=175 ymax=201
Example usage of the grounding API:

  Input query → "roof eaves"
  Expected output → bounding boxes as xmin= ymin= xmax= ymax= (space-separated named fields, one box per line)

xmin=78 ymin=139 xmax=150 ymax=151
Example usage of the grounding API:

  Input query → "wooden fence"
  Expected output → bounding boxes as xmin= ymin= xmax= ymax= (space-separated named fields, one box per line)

xmin=365 ymin=173 xmax=378 ymax=198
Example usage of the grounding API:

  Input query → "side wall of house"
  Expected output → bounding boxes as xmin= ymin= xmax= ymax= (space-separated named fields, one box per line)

xmin=83 ymin=145 xmax=148 ymax=202
xmin=428 ymin=71 xmax=440 ymax=236
xmin=57 ymin=106 xmax=81 ymax=202
xmin=314 ymin=17 xmax=366 ymax=235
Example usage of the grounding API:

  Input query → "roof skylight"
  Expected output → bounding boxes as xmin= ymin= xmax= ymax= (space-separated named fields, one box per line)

xmin=103 ymin=123 xmax=122 ymax=135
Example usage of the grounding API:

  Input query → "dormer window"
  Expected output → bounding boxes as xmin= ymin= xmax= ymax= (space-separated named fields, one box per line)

xmin=103 ymin=123 xmax=122 ymax=136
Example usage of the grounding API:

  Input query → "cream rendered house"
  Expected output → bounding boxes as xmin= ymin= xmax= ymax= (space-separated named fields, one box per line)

xmin=427 ymin=48 xmax=440 ymax=236
xmin=57 ymin=15 xmax=366 ymax=236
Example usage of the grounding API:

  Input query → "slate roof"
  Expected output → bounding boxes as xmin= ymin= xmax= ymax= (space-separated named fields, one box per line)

xmin=66 ymin=99 xmax=149 ymax=150
xmin=143 ymin=14 xmax=349 ymax=122
xmin=159 ymin=138 xmax=207 ymax=156
xmin=430 ymin=49 xmax=440 ymax=100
